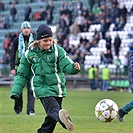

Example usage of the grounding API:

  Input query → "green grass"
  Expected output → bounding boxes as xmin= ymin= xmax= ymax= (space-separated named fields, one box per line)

xmin=0 ymin=87 xmax=133 ymax=133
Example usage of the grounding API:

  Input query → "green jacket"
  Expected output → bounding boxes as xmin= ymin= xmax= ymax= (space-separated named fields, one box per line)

xmin=10 ymin=43 xmax=80 ymax=99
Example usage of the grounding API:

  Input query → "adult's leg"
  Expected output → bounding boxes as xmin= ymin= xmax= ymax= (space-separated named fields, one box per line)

xmin=26 ymin=80 xmax=35 ymax=115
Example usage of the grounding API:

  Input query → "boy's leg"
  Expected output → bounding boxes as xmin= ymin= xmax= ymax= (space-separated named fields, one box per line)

xmin=37 ymin=116 xmax=57 ymax=133
xmin=37 ymin=97 xmax=62 ymax=133
xmin=37 ymin=97 xmax=74 ymax=132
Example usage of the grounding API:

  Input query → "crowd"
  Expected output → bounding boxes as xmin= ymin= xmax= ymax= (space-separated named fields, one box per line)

xmin=0 ymin=0 xmax=133 ymax=76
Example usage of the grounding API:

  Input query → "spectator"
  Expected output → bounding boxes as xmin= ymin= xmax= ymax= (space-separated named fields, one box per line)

xmin=46 ymin=1 xmax=54 ymax=24
xmin=100 ymin=50 xmax=113 ymax=64
xmin=39 ymin=7 xmax=47 ymax=21
xmin=105 ymin=5 xmax=111 ymax=19
xmin=75 ymin=10 xmax=85 ymax=32
xmin=120 ymin=4 xmax=128 ymax=24
xmin=100 ymin=51 xmax=108 ymax=64
xmin=58 ymin=14 xmax=69 ymax=39
xmin=105 ymin=33 xmax=112 ymax=51
xmin=113 ymin=33 xmax=121 ymax=56
xmin=0 ymin=1 xmax=4 ymax=11
xmin=46 ymin=10 xmax=53 ymax=24
xmin=82 ymin=7 xmax=89 ymax=19
xmin=100 ymin=19 xmax=108 ymax=39
xmin=76 ymin=0 xmax=83 ymax=14
xmin=110 ymin=3 xmax=120 ymax=23
xmin=92 ymin=3 xmax=100 ymax=15
xmin=56 ymin=32 xmax=65 ymax=47
xmin=105 ymin=18 xmax=111 ymax=31
xmin=88 ymin=0 xmax=95 ymax=12
xmin=3 ymin=14 xmax=10 ymax=29
xmin=10 ymin=3 xmax=17 ymax=23
xmin=105 ymin=0 xmax=112 ymax=9
xmin=69 ymin=21 xmax=80 ymax=40
xmin=104 ymin=49 xmax=113 ymax=64
xmin=112 ymin=0 xmax=119 ymax=6
xmin=82 ymin=19 xmax=90 ymax=32
xmin=68 ymin=1 xmax=74 ymax=25
xmin=24 ymin=2 xmax=32 ymax=21
xmin=3 ymin=34 xmax=11 ymax=53
xmin=113 ymin=17 xmax=125 ymax=31
xmin=32 ymin=11 xmax=41 ymax=21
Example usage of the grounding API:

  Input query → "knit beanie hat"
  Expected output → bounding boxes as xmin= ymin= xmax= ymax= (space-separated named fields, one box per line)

xmin=21 ymin=21 xmax=31 ymax=29
xmin=36 ymin=24 xmax=52 ymax=40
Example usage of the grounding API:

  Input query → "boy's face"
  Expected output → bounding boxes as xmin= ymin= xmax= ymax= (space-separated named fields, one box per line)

xmin=38 ymin=37 xmax=53 ymax=50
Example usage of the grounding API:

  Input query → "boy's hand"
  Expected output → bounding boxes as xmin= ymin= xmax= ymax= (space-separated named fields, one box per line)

xmin=74 ymin=62 xmax=80 ymax=70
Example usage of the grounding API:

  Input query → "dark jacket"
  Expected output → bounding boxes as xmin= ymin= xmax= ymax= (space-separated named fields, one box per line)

xmin=10 ymin=34 xmax=34 ymax=70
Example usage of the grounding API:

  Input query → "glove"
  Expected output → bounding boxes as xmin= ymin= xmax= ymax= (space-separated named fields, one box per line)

xmin=10 ymin=95 xmax=19 ymax=100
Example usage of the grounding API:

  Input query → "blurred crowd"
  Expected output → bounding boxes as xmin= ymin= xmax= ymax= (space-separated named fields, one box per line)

xmin=0 ymin=0 xmax=133 ymax=76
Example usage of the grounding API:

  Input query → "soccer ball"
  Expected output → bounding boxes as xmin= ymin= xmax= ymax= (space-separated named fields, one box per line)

xmin=95 ymin=99 xmax=118 ymax=122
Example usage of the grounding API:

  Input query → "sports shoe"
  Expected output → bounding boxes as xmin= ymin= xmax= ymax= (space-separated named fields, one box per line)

xmin=59 ymin=109 xmax=74 ymax=131
xmin=28 ymin=112 xmax=35 ymax=116
xmin=117 ymin=109 xmax=127 ymax=122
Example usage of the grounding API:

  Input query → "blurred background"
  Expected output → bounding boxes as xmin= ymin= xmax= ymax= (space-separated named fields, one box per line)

xmin=0 ymin=0 xmax=133 ymax=91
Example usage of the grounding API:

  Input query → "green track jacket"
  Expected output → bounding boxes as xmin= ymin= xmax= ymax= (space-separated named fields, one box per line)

xmin=10 ymin=43 xmax=80 ymax=99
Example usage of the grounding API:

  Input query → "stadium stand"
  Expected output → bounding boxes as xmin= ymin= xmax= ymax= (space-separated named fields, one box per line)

xmin=0 ymin=0 xmax=133 ymax=90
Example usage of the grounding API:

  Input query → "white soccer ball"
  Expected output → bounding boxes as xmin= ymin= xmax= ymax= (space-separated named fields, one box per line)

xmin=95 ymin=99 xmax=118 ymax=122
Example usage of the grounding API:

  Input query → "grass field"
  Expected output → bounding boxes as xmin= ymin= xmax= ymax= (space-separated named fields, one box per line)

xmin=0 ymin=87 xmax=133 ymax=133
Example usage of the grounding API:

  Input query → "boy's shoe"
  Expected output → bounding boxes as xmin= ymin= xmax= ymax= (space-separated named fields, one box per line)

xmin=59 ymin=109 xmax=74 ymax=131
xmin=117 ymin=109 xmax=127 ymax=122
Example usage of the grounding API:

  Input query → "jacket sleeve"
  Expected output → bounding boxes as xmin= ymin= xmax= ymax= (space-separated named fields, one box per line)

xmin=58 ymin=46 xmax=80 ymax=75
xmin=10 ymin=53 xmax=31 ymax=99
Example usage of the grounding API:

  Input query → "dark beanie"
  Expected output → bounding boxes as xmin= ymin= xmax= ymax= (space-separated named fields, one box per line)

xmin=36 ymin=24 xmax=52 ymax=40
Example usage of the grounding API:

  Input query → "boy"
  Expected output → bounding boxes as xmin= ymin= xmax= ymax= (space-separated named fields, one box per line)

xmin=10 ymin=24 xmax=80 ymax=132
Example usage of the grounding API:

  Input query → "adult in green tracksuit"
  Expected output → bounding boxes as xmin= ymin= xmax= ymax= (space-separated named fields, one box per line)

xmin=10 ymin=24 xmax=81 ymax=133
